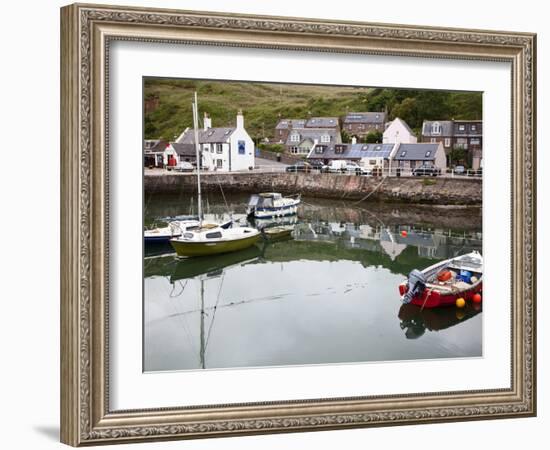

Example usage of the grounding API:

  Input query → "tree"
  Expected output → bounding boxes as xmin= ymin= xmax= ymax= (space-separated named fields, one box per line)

xmin=448 ymin=147 xmax=468 ymax=167
xmin=365 ymin=130 xmax=383 ymax=143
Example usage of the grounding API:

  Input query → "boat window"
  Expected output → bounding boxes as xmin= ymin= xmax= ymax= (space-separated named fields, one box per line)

xmin=183 ymin=232 xmax=194 ymax=239
xmin=205 ymin=231 xmax=222 ymax=239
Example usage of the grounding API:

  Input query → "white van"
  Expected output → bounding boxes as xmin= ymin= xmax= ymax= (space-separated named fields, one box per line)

xmin=326 ymin=160 xmax=348 ymax=173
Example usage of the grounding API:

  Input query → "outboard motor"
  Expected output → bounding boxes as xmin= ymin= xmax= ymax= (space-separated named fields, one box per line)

xmin=402 ymin=269 xmax=427 ymax=304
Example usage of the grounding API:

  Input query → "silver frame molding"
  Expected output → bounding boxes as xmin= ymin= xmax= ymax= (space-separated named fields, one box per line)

xmin=60 ymin=3 xmax=536 ymax=446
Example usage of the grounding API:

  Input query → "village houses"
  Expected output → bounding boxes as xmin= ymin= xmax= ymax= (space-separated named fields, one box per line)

xmin=274 ymin=117 xmax=342 ymax=155
xmin=342 ymin=112 xmax=386 ymax=137
xmin=421 ymin=119 xmax=482 ymax=169
xmin=159 ymin=110 xmax=255 ymax=172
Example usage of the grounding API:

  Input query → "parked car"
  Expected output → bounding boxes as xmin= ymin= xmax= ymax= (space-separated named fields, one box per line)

xmin=285 ymin=161 xmax=312 ymax=173
xmin=344 ymin=162 xmax=372 ymax=176
xmin=412 ymin=164 xmax=441 ymax=176
xmin=467 ymin=168 xmax=483 ymax=177
xmin=173 ymin=161 xmax=194 ymax=172
xmin=307 ymin=160 xmax=325 ymax=171
xmin=453 ymin=165 xmax=466 ymax=175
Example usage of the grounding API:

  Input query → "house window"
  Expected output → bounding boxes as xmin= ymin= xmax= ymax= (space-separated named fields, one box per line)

xmin=216 ymin=144 xmax=223 ymax=154
xmin=425 ymin=151 xmax=431 ymax=157
xmin=431 ymin=122 xmax=441 ymax=135
xmin=335 ymin=145 xmax=346 ymax=154
xmin=444 ymin=138 xmax=451 ymax=147
xmin=348 ymin=125 xmax=353 ymax=130
xmin=431 ymin=138 xmax=437 ymax=143
xmin=238 ymin=140 xmax=246 ymax=155
xmin=315 ymin=145 xmax=326 ymax=154
xmin=369 ymin=160 xmax=377 ymax=165
xmin=400 ymin=151 xmax=407 ymax=157
xmin=458 ymin=124 xmax=465 ymax=131
xmin=321 ymin=134 xmax=330 ymax=143
xmin=216 ymin=159 xmax=223 ymax=168
xmin=471 ymin=138 xmax=480 ymax=145
xmin=374 ymin=145 xmax=382 ymax=151
xmin=290 ymin=133 xmax=300 ymax=142
xmin=471 ymin=125 xmax=477 ymax=131
xmin=290 ymin=146 xmax=298 ymax=153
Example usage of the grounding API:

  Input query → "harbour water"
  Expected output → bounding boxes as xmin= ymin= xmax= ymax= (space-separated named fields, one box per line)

xmin=144 ymin=193 xmax=483 ymax=372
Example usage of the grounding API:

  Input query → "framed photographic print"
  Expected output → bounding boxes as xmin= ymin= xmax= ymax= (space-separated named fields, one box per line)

xmin=60 ymin=3 xmax=536 ymax=446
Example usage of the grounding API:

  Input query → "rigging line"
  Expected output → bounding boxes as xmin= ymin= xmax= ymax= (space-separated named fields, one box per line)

xmin=216 ymin=175 xmax=231 ymax=218
xmin=350 ymin=175 xmax=388 ymax=205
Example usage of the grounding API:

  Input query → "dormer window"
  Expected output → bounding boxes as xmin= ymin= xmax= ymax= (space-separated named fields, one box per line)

xmin=335 ymin=145 xmax=346 ymax=154
xmin=315 ymin=145 xmax=326 ymax=154
xmin=290 ymin=133 xmax=300 ymax=142
xmin=321 ymin=134 xmax=330 ymax=143
xmin=431 ymin=122 xmax=441 ymax=135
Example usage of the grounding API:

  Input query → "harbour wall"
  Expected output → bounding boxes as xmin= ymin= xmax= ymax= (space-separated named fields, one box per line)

xmin=144 ymin=172 xmax=482 ymax=205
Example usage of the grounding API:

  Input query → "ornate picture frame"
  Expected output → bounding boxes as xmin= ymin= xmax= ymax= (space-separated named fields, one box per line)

xmin=60 ymin=3 xmax=536 ymax=446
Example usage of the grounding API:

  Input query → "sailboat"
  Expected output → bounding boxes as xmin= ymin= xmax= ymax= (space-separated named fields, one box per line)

xmin=170 ymin=93 xmax=261 ymax=258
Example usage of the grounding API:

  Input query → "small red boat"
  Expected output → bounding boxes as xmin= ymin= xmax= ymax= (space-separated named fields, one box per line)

xmin=398 ymin=251 xmax=483 ymax=308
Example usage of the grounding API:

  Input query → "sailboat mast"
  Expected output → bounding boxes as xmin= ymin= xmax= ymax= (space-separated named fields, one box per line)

xmin=200 ymin=278 xmax=205 ymax=370
xmin=192 ymin=92 xmax=203 ymax=225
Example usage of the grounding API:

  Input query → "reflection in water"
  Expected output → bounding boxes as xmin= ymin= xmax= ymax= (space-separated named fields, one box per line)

xmin=398 ymin=303 xmax=483 ymax=339
xmin=144 ymin=193 xmax=482 ymax=372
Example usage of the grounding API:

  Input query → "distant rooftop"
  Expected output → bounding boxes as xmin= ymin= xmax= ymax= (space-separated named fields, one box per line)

xmin=343 ymin=112 xmax=386 ymax=124
xmin=178 ymin=127 xmax=235 ymax=144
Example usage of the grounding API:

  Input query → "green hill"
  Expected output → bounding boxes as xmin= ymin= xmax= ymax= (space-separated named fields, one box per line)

xmin=144 ymin=78 xmax=482 ymax=142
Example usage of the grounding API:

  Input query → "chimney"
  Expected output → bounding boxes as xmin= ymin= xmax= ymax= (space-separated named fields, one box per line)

xmin=236 ymin=109 xmax=244 ymax=129
xmin=203 ymin=112 xmax=211 ymax=131
xmin=351 ymin=136 xmax=357 ymax=145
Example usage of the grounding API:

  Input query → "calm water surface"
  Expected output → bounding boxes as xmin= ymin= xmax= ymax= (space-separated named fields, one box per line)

xmin=144 ymin=193 xmax=482 ymax=372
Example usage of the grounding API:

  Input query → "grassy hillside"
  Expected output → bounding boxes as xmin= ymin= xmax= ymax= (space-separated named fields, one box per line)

xmin=144 ymin=78 xmax=482 ymax=142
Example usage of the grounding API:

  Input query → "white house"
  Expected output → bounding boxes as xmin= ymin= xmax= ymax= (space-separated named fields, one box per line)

xmin=170 ymin=111 xmax=255 ymax=171
xmin=383 ymin=117 xmax=418 ymax=144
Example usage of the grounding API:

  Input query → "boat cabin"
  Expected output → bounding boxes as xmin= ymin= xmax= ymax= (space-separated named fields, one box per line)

xmin=247 ymin=193 xmax=283 ymax=209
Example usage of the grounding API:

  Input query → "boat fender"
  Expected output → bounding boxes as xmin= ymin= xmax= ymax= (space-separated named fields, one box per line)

xmin=437 ymin=270 xmax=452 ymax=282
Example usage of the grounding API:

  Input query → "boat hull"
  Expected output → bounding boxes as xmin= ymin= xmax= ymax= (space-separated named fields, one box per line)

xmin=170 ymin=233 xmax=261 ymax=257
xmin=252 ymin=203 xmax=299 ymax=219
xmin=399 ymin=280 xmax=482 ymax=308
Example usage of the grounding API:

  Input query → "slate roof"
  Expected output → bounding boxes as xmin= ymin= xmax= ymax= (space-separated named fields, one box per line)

xmin=453 ymin=120 xmax=482 ymax=137
xmin=393 ymin=143 xmax=440 ymax=161
xmin=275 ymin=119 xmax=307 ymax=129
xmin=285 ymin=128 xmax=341 ymax=146
xmin=305 ymin=117 xmax=339 ymax=128
xmin=308 ymin=143 xmax=395 ymax=160
xmin=421 ymin=120 xmax=454 ymax=137
xmin=178 ymin=127 xmax=235 ymax=144
xmin=343 ymin=112 xmax=386 ymax=124
xmin=170 ymin=143 xmax=197 ymax=157
xmin=144 ymin=139 xmax=168 ymax=153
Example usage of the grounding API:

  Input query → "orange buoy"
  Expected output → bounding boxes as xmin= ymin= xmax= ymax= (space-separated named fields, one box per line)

xmin=473 ymin=293 xmax=482 ymax=303
xmin=401 ymin=230 xmax=408 ymax=237
xmin=437 ymin=270 xmax=452 ymax=282
xmin=456 ymin=297 xmax=466 ymax=308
